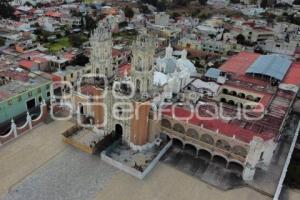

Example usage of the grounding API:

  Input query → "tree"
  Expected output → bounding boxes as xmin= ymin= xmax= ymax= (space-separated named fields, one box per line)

xmin=118 ymin=21 xmax=128 ymax=29
xmin=124 ymin=6 xmax=134 ymax=20
xmin=198 ymin=0 xmax=208 ymax=6
xmin=172 ymin=0 xmax=191 ymax=6
xmin=260 ymin=0 xmax=268 ymax=8
xmin=84 ymin=15 xmax=97 ymax=33
xmin=156 ymin=1 xmax=167 ymax=11
xmin=171 ymin=12 xmax=181 ymax=19
xmin=71 ymin=53 xmax=89 ymax=66
xmin=230 ymin=0 xmax=240 ymax=4
xmin=236 ymin=34 xmax=245 ymax=44
xmin=139 ymin=4 xmax=151 ymax=14
xmin=0 ymin=0 xmax=16 ymax=19
xmin=36 ymin=2 xmax=44 ymax=8
xmin=24 ymin=1 xmax=33 ymax=7
xmin=69 ymin=34 xmax=87 ymax=48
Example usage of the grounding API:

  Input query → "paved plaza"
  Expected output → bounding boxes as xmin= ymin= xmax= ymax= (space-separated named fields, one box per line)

xmin=0 ymin=120 xmax=298 ymax=200
xmin=0 ymin=120 xmax=74 ymax=199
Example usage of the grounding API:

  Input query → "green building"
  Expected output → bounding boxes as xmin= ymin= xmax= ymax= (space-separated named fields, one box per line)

xmin=0 ymin=72 xmax=51 ymax=124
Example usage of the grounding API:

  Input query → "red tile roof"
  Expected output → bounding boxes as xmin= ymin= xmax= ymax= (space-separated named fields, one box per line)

xmin=162 ymin=106 xmax=274 ymax=143
xmin=45 ymin=11 xmax=62 ymax=18
xmin=33 ymin=57 xmax=47 ymax=63
xmin=64 ymin=53 xmax=75 ymax=61
xmin=80 ymin=85 xmax=100 ymax=96
xmin=220 ymin=51 xmax=260 ymax=75
xmin=19 ymin=60 xmax=34 ymax=70
xmin=283 ymin=62 xmax=300 ymax=85
xmin=112 ymin=49 xmax=122 ymax=57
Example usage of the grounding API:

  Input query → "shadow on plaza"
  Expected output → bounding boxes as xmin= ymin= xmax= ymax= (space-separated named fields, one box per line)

xmin=160 ymin=144 xmax=245 ymax=191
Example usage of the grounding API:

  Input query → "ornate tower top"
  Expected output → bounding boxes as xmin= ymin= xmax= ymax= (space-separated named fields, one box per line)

xmin=90 ymin=22 xmax=112 ymax=43
xmin=89 ymin=22 xmax=115 ymax=79
xmin=165 ymin=43 xmax=173 ymax=59
xmin=132 ymin=34 xmax=155 ymax=52
xmin=131 ymin=34 xmax=156 ymax=99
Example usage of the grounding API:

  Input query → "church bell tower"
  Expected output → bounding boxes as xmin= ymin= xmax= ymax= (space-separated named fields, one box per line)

xmin=90 ymin=23 xmax=115 ymax=79
xmin=131 ymin=34 xmax=155 ymax=99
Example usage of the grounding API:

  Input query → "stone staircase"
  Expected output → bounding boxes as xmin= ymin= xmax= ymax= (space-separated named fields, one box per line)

xmin=268 ymin=95 xmax=291 ymax=119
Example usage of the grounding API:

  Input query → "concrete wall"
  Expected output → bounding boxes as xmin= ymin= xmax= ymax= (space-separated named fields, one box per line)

xmin=101 ymin=141 xmax=172 ymax=179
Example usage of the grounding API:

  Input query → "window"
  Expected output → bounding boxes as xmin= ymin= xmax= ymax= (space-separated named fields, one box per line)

xmin=46 ymin=84 xmax=50 ymax=90
xmin=38 ymin=96 xmax=42 ymax=102
xmin=28 ymin=91 xmax=32 ymax=97
xmin=117 ymin=107 xmax=122 ymax=116
xmin=70 ymin=73 xmax=73 ymax=78
xmin=47 ymin=92 xmax=51 ymax=97
xmin=18 ymin=96 xmax=22 ymax=102
xmin=37 ymin=88 xmax=41 ymax=93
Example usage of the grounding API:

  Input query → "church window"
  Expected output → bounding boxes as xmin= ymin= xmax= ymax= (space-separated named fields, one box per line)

xmin=117 ymin=107 xmax=122 ymax=116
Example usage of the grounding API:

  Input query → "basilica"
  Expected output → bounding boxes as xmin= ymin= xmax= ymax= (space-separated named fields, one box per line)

xmin=67 ymin=23 xmax=297 ymax=181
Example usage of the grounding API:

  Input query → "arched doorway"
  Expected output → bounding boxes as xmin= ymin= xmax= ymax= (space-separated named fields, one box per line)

xmin=198 ymin=149 xmax=212 ymax=161
xmin=161 ymin=118 xmax=172 ymax=129
xmin=228 ymin=161 xmax=244 ymax=174
xmin=212 ymin=155 xmax=228 ymax=168
xmin=222 ymin=88 xmax=228 ymax=94
xmin=79 ymin=103 xmax=84 ymax=115
xmin=220 ymin=98 xmax=227 ymax=103
xmin=115 ymin=124 xmax=123 ymax=140
xmin=184 ymin=143 xmax=197 ymax=156
xmin=227 ymin=100 xmax=235 ymax=106
xmin=172 ymin=138 xmax=184 ymax=149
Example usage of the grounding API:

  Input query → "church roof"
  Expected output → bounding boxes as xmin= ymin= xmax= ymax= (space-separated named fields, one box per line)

xmin=177 ymin=58 xmax=196 ymax=74
xmin=162 ymin=57 xmax=177 ymax=74
xmin=153 ymin=71 xmax=168 ymax=86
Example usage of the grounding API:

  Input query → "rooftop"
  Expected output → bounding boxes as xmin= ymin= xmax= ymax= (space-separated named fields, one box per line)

xmin=162 ymin=105 xmax=274 ymax=144
xmin=246 ymin=55 xmax=292 ymax=81
xmin=220 ymin=51 xmax=260 ymax=75
xmin=0 ymin=69 xmax=50 ymax=102
xmin=220 ymin=51 xmax=300 ymax=86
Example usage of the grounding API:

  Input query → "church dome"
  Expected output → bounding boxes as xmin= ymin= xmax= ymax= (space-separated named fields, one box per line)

xmin=163 ymin=57 xmax=177 ymax=74
xmin=176 ymin=49 xmax=196 ymax=74
xmin=176 ymin=58 xmax=196 ymax=74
